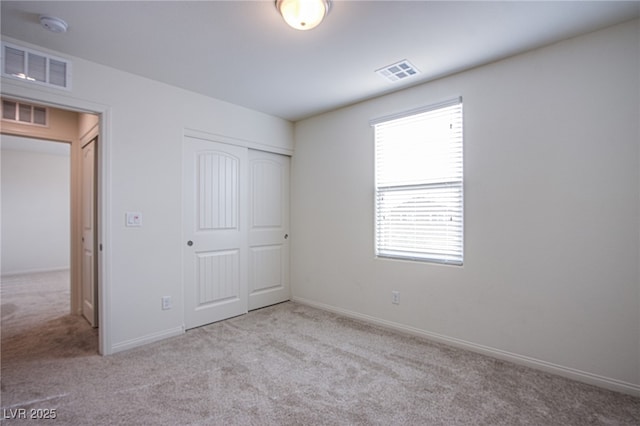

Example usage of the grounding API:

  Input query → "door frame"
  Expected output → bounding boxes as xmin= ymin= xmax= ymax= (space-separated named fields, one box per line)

xmin=1 ymin=81 xmax=112 ymax=355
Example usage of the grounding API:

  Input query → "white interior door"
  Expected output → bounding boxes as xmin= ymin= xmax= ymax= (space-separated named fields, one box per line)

xmin=248 ymin=150 xmax=290 ymax=310
xmin=183 ymin=137 xmax=248 ymax=330
xmin=81 ymin=137 xmax=98 ymax=327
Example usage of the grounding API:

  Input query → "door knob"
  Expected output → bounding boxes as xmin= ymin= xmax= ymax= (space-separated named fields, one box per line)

xmin=187 ymin=240 xmax=193 ymax=246
xmin=284 ymin=234 xmax=288 ymax=239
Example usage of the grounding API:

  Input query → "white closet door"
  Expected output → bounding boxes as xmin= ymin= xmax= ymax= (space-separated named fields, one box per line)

xmin=183 ymin=137 xmax=248 ymax=330
xmin=248 ymin=150 xmax=290 ymax=310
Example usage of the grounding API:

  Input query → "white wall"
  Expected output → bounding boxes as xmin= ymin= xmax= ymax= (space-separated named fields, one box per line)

xmin=1 ymin=36 xmax=293 ymax=354
xmin=1 ymin=138 xmax=70 ymax=275
xmin=291 ymin=20 xmax=640 ymax=394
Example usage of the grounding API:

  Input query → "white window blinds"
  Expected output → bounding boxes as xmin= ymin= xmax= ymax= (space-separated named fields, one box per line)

xmin=373 ymin=98 xmax=463 ymax=265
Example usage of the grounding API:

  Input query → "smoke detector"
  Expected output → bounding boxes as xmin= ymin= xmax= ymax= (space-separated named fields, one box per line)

xmin=40 ymin=16 xmax=68 ymax=33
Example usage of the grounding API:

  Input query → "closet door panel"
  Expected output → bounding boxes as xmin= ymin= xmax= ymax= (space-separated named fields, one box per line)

xmin=183 ymin=137 xmax=248 ymax=329
xmin=248 ymin=150 xmax=290 ymax=310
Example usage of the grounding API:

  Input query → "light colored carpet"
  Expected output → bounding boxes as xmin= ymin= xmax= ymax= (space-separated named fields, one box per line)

xmin=1 ymin=270 xmax=639 ymax=425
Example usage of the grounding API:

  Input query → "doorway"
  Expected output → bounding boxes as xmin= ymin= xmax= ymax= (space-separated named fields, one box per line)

xmin=0 ymin=134 xmax=99 ymax=353
xmin=0 ymin=102 xmax=102 ymax=352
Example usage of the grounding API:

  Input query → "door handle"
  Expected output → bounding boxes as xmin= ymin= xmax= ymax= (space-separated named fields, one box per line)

xmin=187 ymin=240 xmax=193 ymax=247
xmin=284 ymin=234 xmax=288 ymax=240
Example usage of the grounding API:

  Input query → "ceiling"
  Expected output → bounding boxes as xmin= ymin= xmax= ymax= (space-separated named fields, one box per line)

xmin=1 ymin=1 xmax=639 ymax=122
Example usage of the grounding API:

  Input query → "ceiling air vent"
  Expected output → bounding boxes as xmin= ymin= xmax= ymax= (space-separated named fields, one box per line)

xmin=1 ymin=42 xmax=71 ymax=90
xmin=376 ymin=59 xmax=420 ymax=83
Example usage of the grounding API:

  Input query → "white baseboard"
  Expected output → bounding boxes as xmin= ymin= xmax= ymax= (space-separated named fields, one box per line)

xmin=110 ymin=326 xmax=184 ymax=354
xmin=292 ymin=296 xmax=640 ymax=397
xmin=1 ymin=266 xmax=70 ymax=277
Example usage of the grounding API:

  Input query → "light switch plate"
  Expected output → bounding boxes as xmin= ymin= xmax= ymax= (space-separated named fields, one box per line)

xmin=125 ymin=212 xmax=142 ymax=227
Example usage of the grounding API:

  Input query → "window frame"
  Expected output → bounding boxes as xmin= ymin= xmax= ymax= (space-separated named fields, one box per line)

xmin=372 ymin=97 xmax=464 ymax=265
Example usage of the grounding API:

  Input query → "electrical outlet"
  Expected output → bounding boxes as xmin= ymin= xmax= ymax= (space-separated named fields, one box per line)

xmin=392 ymin=291 xmax=400 ymax=305
xmin=125 ymin=211 xmax=142 ymax=227
xmin=161 ymin=296 xmax=172 ymax=310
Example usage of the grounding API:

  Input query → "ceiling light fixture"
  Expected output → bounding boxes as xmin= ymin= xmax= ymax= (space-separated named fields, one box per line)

xmin=39 ymin=15 xmax=68 ymax=33
xmin=275 ymin=0 xmax=331 ymax=31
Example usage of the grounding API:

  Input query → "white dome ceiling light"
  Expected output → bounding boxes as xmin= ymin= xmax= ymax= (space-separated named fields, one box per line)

xmin=39 ymin=15 xmax=68 ymax=33
xmin=275 ymin=0 xmax=331 ymax=31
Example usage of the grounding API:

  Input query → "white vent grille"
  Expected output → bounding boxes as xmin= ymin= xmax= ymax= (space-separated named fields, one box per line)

xmin=376 ymin=59 xmax=420 ymax=82
xmin=2 ymin=99 xmax=48 ymax=126
xmin=1 ymin=42 xmax=71 ymax=90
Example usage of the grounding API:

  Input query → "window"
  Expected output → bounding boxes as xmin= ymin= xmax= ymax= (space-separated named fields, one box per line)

xmin=373 ymin=98 xmax=463 ymax=265
xmin=2 ymin=99 xmax=48 ymax=126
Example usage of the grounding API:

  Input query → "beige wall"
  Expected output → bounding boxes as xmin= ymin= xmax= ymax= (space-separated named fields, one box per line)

xmin=78 ymin=112 xmax=99 ymax=142
xmin=1 ymin=105 xmax=79 ymax=142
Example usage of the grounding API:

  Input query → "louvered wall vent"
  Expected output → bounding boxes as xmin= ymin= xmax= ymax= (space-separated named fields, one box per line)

xmin=376 ymin=59 xmax=420 ymax=82
xmin=2 ymin=99 xmax=48 ymax=126
xmin=1 ymin=42 xmax=71 ymax=90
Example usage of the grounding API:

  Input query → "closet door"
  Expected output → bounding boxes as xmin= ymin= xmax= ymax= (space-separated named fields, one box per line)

xmin=248 ymin=150 xmax=290 ymax=310
xmin=183 ymin=137 xmax=248 ymax=330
